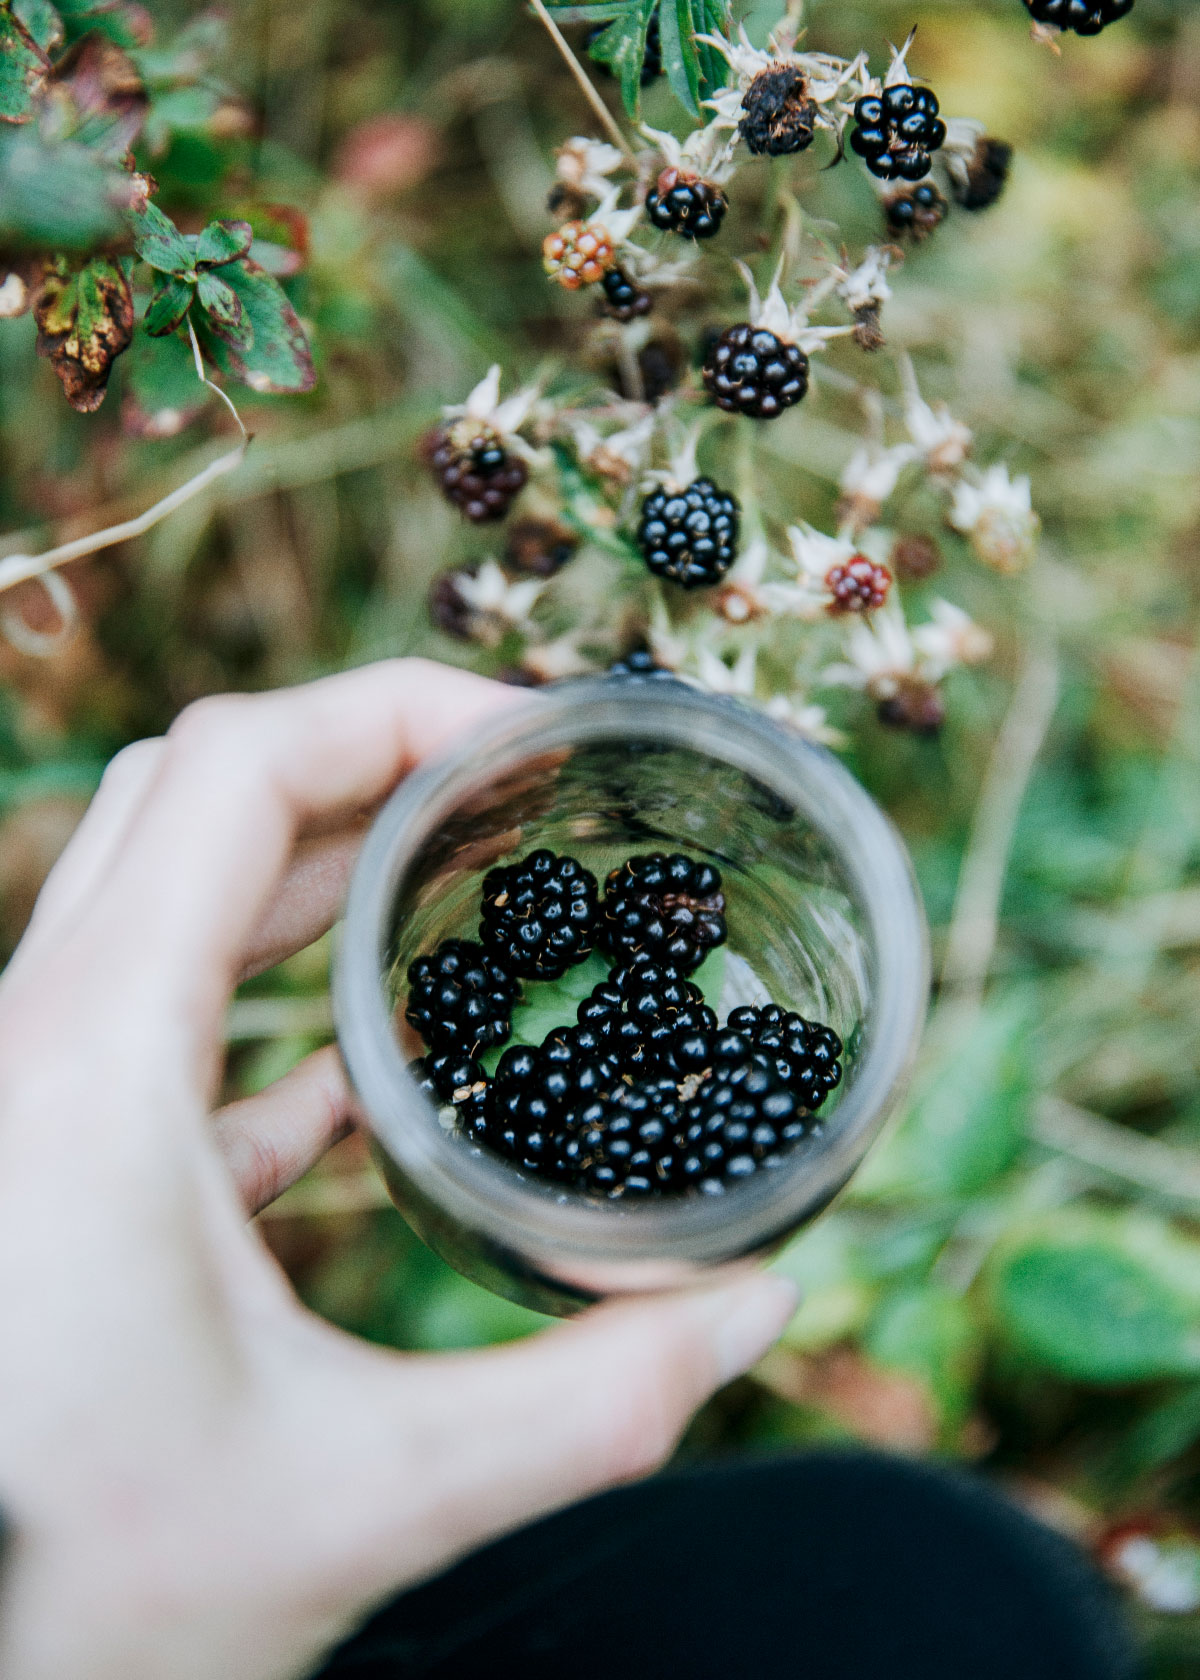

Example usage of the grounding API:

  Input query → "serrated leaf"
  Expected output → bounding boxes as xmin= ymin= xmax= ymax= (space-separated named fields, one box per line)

xmin=197 ymin=268 xmax=248 ymax=343
xmin=33 ymin=254 xmax=133 ymax=410
xmin=573 ymin=0 xmax=657 ymax=117
xmin=12 ymin=0 xmax=61 ymax=53
xmin=195 ymin=256 xmax=314 ymax=394
xmin=144 ymin=273 xmax=194 ymax=336
xmin=121 ymin=324 xmax=206 ymax=439
xmin=0 ymin=1 xmax=48 ymax=123
xmin=131 ymin=200 xmax=194 ymax=274
xmin=656 ymin=0 xmax=700 ymax=116
xmin=195 ymin=218 xmax=253 ymax=269
xmin=989 ymin=1215 xmax=1200 ymax=1384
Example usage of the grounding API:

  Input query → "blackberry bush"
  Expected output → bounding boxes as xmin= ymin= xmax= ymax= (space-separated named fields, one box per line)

xmin=637 ymin=477 xmax=740 ymax=590
xmin=479 ymin=849 xmax=599 ymax=980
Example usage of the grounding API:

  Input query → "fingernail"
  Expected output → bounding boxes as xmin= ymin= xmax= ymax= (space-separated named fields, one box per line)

xmin=701 ymin=1274 xmax=799 ymax=1385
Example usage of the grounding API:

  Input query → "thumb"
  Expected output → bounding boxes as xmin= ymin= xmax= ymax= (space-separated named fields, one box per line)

xmin=380 ymin=1271 xmax=798 ymax=1581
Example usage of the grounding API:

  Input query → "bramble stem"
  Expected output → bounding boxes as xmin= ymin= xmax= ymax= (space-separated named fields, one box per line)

xmin=528 ymin=0 xmax=639 ymax=162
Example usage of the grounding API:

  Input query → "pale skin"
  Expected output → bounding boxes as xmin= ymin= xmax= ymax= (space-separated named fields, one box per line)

xmin=0 ymin=658 xmax=797 ymax=1680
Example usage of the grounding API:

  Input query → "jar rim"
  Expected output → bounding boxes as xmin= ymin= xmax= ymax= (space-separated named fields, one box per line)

xmin=335 ymin=680 xmax=929 ymax=1274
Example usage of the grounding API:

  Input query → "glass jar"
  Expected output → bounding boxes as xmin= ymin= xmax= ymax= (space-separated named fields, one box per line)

xmin=334 ymin=678 xmax=928 ymax=1316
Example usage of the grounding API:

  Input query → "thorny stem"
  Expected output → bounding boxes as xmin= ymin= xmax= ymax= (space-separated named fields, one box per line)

xmin=528 ymin=0 xmax=640 ymax=163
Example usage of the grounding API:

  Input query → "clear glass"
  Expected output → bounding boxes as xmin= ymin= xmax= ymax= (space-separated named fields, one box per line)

xmin=334 ymin=679 xmax=928 ymax=1315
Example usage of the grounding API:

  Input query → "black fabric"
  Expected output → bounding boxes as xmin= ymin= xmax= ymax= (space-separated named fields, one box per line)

xmin=315 ymin=1451 xmax=1141 ymax=1679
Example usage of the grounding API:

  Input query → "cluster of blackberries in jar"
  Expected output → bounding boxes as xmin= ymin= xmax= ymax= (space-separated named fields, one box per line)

xmin=405 ymin=850 xmax=843 ymax=1199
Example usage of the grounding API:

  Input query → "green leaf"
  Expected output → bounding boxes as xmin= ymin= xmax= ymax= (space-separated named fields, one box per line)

xmin=0 ymin=123 xmax=128 ymax=245
xmin=196 ymin=269 xmax=248 ymax=343
xmin=194 ymin=218 xmax=254 ymax=269
xmin=865 ymin=1282 xmax=981 ymax=1431
xmin=480 ymin=953 xmax=615 ymax=1074
xmin=12 ymin=0 xmax=61 ymax=53
xmin=692 ymin=942 xmax=725 ymax=1012
xmin=0 ymin=1 xmax=48 ymax=123
xmin=143 ymin=274 xmax=194 ymax=336
xmin=572 ymin=0 xmax=656 ymax=117
xmin=656 ymin=0 xmax=701 ymax=116
xmin=195 ymin=256 xmax=314 ymax=394
xmin=121 ymin=325 xmax=207 ymax=439
xmin=989 ymin=1213 xmax=1200 ymax=1384
xmin=131 ymin=200 xmax=194 ymax=275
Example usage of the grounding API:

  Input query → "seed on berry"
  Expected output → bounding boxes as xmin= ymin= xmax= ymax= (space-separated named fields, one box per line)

xmin=505 ymin=518 xmax=578 ymax=578
xmin=600 ymin=265 xmax=652 ymax=322
xmin=851 ymin=84 xmax=945 ymax=183
xmin=889 ymin=532 xmax=942 ymax=581
xmin=825 ymin=556 xmax=892 ymax=614
xmin=702 ymin=323 xmax=809 ymax=420
xmin=646 ymin=170 xmax=727 ymax=241
xmin=884 ymin=181 xmax=947 ymax=242
xmin=1023 ymin=0 xmax=1133 ymax=35
xmin=422 ymin=421 xmax=528 ymax=523
xmin=543 ymin=220 xmax=616 ymax=290
xmin=725 ymin=1004 xmax=843 ymax=1110
xmin=952 ymin=137 xmax=1013 ymax=212
xmin=738 ymin=64 xmax=817 ymax=156
xmin=637 ymin=477 xmax=740 ymax=591
xmin=405 ymin=938 xmax=519 ymax=1054
xmin=600 ymin=853 xmax=726 ymax=976
xmin=479 ymin=849 xmax=599 ymax=980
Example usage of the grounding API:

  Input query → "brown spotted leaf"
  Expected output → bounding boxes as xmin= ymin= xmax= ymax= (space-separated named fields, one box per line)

xmin=45 ymin=32 xmax=145 ymax=159
xmin=34 ymin=255 xmax=134 ymax=410
xmin=0 ymin=1 xmax=48 ymax=123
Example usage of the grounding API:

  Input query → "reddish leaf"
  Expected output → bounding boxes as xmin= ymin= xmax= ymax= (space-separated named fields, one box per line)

xmin=45 ymin=32 xmax=146 ymax=159
xmin=0 ymin=2 xmax=48 ymax=123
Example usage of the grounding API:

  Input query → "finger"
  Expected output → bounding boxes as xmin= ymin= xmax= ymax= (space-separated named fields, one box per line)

xmin=356 ymin=1272 xmax=798 ymax=1590
xmin=80 ymin=660 xmax=526 ymax=1022
xmin=238 ymin=826 xmax=367 ymax=982
xmin=211 ymin=1046 xmax=358 ymax=1215
xmin=19 ymin=738 xmax=165 ymax=956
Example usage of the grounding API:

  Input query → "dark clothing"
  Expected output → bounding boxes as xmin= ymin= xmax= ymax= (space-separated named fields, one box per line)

xmin=316 ymin=1451 xmax=1140 ymax=1679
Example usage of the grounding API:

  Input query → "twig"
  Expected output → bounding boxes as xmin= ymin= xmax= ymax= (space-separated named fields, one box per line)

xmin=529 ymin=0 xmax=639 ymax=162
xmin=1031 ymin=1095 xmax=1200 ymax=1214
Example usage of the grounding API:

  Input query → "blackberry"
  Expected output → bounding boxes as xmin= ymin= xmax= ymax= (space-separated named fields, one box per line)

xmin=952 ymin=138 xmax=1012 ymax=212
xmin=479 ymin=850 xmax=599 ymax=980
xmin=410 ymin=1056 xmax=489 ymax=1132
xmin=577 ymin=1077 xmax=687 ymax=1197
xmin=505 ymin=518 xmax=578 ymax=577
xmin=676 ymin=1052 xmax=810 ymax=1191
xmin=600 ymin=853 xmax=726 ymax=976
xmin=543 ymin=220 xmax=616 ymax=290
xmin=422 ymin=423 xmax=528 ymax=523
xmin=428 ymin=567 xmax=476 ymax=640
xmin=637 ymin=477 xmax=740 ymax=590
xmin=889 ymin=532 xmax=942 ymax=581
xmin=884 ymin=181 xmax=947 ymax=242
xmin=587 ymin=10 xmax=661 ymax=84
xmin=876 ymin=676 xmax=945 ymax=738
xmin=851 ymin=85 xmax=946 ymax=183
xmin=608 ymin=647 xmax=676 ymax=680
xmin=404 ymin=939 xmax=518 ymax=1054
xmin=646 ymin=171 xmax=727 ymax=241
xmin=478 ymin=1045 xmax=564 ymax=1174
xmin=825 ymin=556 xmax=892 ymax=614
xmin=600 ymin=265 xmax=652 ymax=322
xmin=1023 ymin=0 xmax=1133 ymax=35
xmin=577 ymin=957 xmax=717 ymax=1077
xmin=738 ymin=64 xmax=817 ymax=157
xmin=725 ymin=1004 xmax=843 ymax=1110
xmin=702 ymin=324 xmax=809 ymax=420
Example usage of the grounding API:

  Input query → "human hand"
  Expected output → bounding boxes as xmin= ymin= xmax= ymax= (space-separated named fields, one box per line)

xmin=0 ymin=659 xmax=796 ymax=1680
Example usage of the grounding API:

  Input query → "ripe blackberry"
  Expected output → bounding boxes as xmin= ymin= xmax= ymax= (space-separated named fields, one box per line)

xmin=725 ymin=1004 xmax=843 ymax=1110
xmin=702 ymin=324 xmax=809 ymax=420
xmin=825 ymin=556 xmax=892 ymax=614
xmin=851 ymin=85 xmax=946 ymax=183
xmin=608 ymin=647 xmax=675 ymax=680
xmin=422 ymin=423 xmax=528 ymax=523
xmin=410 ymin=1056 xmax=490 ymax=1132
xmin=479 ymin=849 xmax=599 ymax=980
xmin=577 ymin=1077 xmax=687 ymax=1197
xmin=478 ymin=1045 xmax=564 ymax=1174
xmin=738 ymin=64 xmax=817 ymax=157
xmin=404 ymin=939 xmax=518 ymax=1054
xmin=543 ymin=220 xmax=616 ymax=289
xmin=637 ymin=477 xmax=740 ymax=590
xmin=677 ymin=1052 xmax=810 ymax=1191
xmin=889 ymin=532 xmax=942 ymax=581
xmin=600 ymin=853 xmax=726 ymax=976
xmin=1023 ymin=0 xmax=1133 ymax=35
xmin=646 ymin=171 xmax=727 ymax=241
xmin=587 ymin=10 xmax=661 ymax=84
xmin=577 ymin=957 xmax=716 ymax=1077
xmin=505 ymin=518 xmax=578 ymax=577
xmin=884 ymin=181 xmax=947 ymax=242
xmin=600 ymin=265 xmax=652 ymax=322
xmin=952 ymin=138 xmax=1012 ymax=212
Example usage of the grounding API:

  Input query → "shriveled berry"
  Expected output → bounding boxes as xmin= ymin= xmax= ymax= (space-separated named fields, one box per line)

xmin=637 ymin=477 xmax=739 ymax=590
xmin=702 ymin=323 xmax=808 ymax=420
xmin=480 ymin=849 xmax=599 ymax=980
xmin=405 ymin=939 xmax=518 ymax=1054
xmin=600 ymin=853 xmax=726 ymax=976
xmin=825 ymin=556 xmax=892 ymax=614
xmin=952 ymin=137 xmax=1012 ymax=211
xmin=884 ymin=181 xmax=947 ymax=242
xmin=738 ymin=64 xmax=817 ymax=156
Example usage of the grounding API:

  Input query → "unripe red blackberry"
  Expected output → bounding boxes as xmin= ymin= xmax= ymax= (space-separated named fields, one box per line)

xmin=1023 ymin=0 xmax=1133 ymax=34
xmin=646 ymin=170 xmax=727 ymax=241
xmin=825 ymin=556 xmax=892 ymax=614
xmin=725 ymin=1004 xmax=843 ymax=1110
xmin=702 ymin=324 xmax=809 ymax=420
xmin=543 ymin=220 xmax=616 ymax=290
xmin=952 ymin=138 xmax=1013 ymax=212
xmin=405 ymin=938 xmax=519 ymax=1054
xmin=422 ymin=421 xmax=528 ymax=523
xmin=851 ymin=85 xmax=946 ymax=183
xmin=738 ymin=64 xmax=817 ymax=156
xmin=884 ymin=181 xmax=947 ymax=242
xmin=479 ymin=849 xmax=599 ymax=980
xmin=637 ymin=477 xmax=740 ymax=590
xmin=599 ymin=265 xmax=652 ymax=321
xmin=600 ymin=853 xmax=726 ymax=975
